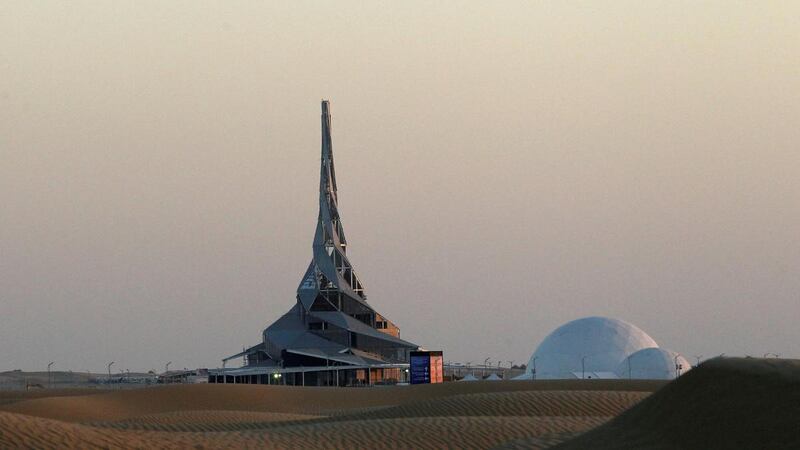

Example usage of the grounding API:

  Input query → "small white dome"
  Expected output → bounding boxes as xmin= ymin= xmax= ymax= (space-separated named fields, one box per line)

xmin=615 ymin=347 xmax=691 ymax=380
xmin=528 ymin=316 xmax=659 ymax=379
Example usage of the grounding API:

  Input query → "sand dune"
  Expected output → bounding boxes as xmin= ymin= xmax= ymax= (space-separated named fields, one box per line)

xmin=103 ymin=410 xmax=321 ymax=431
xmin=0 ymin=388 xmax=105 ymax=407
xmin=0 ymin=411 xmax=167 ymax=449
xmin=326 ymin=390 xmax=650 ymax=422
xmin=0 ymin=379 xmax=661 ymax=422
xmin=0 ymin=379 xmax=657 ymax=449
xmin=7 ymin=360 xmax=796 ymax=450
xmin=553 ymin=357 xmax=800 ymax=450
xmin=0 ymin=410 xmax=608 ymax=449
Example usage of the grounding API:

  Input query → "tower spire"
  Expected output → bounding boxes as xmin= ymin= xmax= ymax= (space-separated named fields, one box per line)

xmin=320 ymin=100 xmax=338 ymax=205
xmin=297 ymin=100 xmax=368 ymax=315
xmin=318 ymin=100 xmax=346 ymax=249
xmin=221 ymin=100 xmax=416 ymax=376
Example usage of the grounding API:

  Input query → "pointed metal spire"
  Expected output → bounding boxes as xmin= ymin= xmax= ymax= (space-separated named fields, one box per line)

xmin=225 ymin=100 xmax=415 ymax=372
xmin=320 ymin=100 xmax=338 ymax=207
xmin=297 ymin=101 xmax=369 ymax=318
xmin=319 ymin=100 xmax=346 ymax=249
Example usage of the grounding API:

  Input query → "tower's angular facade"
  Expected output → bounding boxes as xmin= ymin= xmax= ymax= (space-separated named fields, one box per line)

xmin=218 ymin=101 xmax=418 ymax=386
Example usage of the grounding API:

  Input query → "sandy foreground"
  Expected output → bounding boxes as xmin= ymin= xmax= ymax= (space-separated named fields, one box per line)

xmin=3 ymin=359 xmax=797 ymax=450
xmin=0 ymin=379 xmax=661 ymax=449
xmin=553 ymin=358 xmax=800 ymax=450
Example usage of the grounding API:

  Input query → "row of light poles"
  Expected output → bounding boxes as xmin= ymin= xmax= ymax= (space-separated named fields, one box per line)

xmin=453 ymin=359 xmax=521 ymax=378
xmin=525 ymin=351 xmax=782 ymax=381
xmin=41 ymin=360 xmax=179 ymax=388
xmin=46 ymin=351 xmax=784 ymax=388
xmin=504 ymin=350 xmax=777 ymax=381
xmin=106 ymin=361 xmax=171 ymax=386
xmin=472 ymin=351 xmax=780 ymax=381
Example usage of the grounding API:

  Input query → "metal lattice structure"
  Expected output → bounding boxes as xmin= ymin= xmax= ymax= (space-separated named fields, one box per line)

xmin=223 ymin=101 xmax=418 ymax=380
xmin=297 ymin=100 xmax=370 ymax=318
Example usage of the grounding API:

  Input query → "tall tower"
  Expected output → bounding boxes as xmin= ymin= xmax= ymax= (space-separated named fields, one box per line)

xmin=232 ymin=100 xmax=417 ymax=373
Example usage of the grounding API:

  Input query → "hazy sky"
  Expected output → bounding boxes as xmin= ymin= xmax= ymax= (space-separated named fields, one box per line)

xmin=2 ymin=1 xmax=798 ymax=372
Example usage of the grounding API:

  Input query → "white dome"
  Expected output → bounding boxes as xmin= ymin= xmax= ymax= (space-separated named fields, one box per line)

xmin=615 ymin=347 xmax=691 ymax=380
xmin=527 ymin=317 xmax=659 ymax=379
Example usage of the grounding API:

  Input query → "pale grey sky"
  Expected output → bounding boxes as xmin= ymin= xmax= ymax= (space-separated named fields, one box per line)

xmin=1 ymin=1 xmax=798 ymax=372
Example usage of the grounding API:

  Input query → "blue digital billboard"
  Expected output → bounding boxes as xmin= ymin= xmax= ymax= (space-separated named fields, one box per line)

xmin=410 ymin=351 xmax=443 ymax=384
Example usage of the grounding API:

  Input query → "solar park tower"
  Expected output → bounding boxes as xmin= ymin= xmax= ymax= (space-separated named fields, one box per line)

xmin=214 ymin=101 xmax=418 ymax=386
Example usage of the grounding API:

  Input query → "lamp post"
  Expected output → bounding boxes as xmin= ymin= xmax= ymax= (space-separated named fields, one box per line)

xmin=581 ymin=356 xmax=588 ymax=379
xmin=674 ymin=354 xmax=683 ymax=378
xmin=531 ymin=356 xmax=538 ymax=380
xmin=47 ymin=362 xmax=54 ymax=388
xmin=165 ymin=361 xmax=172 ymax=384
xmin=107 ymin=361 xmax=115 ymax=385
xmin=627 ymin=355 xmax=633 ymax=380
xmin=483 ymin=358 xmax=490 ymax=377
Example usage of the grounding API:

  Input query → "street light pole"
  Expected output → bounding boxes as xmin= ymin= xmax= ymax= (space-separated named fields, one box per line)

xmin=627 ymin=355 xmax=632 ymax=380
xmin=47 ymin=362 xmax=54 ymax=388
xmin=165 ymin=361 xmax=172 ymax=384
xmin=674 ymin=354 xmax=683 ymax=378
xmin=483 ymin=358 xmax=490 ymax=377
xmin=107 ymin=361 xmax=115 ymax=385
xmin=581 ymin=356 xmax=588 ymax=379
xmin=532 ymin=357 xmax=538 ymax=380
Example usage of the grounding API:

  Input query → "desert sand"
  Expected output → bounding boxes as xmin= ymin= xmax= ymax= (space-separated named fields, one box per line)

xmin=0 ymin=378 xmax=659 ymax=449
xmin=552 ymin=357 xmax=800 ymax=450
xmin=0 ymin=359 xmax=797 ymax=449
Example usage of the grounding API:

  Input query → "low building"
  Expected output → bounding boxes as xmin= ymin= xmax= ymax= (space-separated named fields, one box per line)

xmin=161 ymin=369 xmax=208 ymax=384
